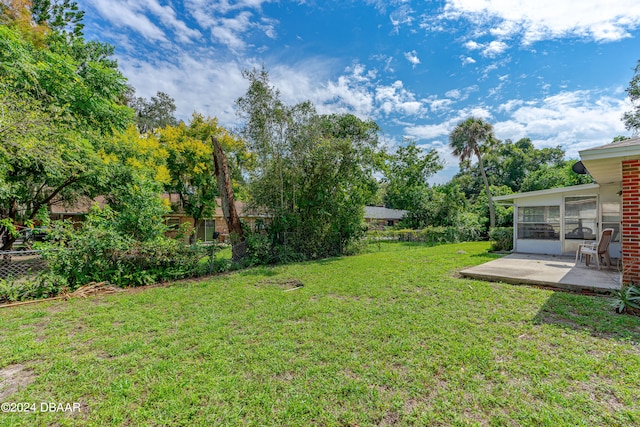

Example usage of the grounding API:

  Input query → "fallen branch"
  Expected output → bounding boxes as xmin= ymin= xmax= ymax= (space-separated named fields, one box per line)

xmin=0 ymin=281 xmax=122 ymax=309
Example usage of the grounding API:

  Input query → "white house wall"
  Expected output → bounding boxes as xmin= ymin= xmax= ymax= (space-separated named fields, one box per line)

xmin=512 ymin=185 xmax=621 ymax=258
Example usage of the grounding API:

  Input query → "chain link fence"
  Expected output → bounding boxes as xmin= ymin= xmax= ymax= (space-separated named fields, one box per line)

xmin=0 ymin=250 xmax=48 ymax=280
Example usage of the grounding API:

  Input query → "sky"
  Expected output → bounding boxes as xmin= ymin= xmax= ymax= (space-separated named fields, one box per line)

xmin=76 ymin=0 xmax=640 ymax=183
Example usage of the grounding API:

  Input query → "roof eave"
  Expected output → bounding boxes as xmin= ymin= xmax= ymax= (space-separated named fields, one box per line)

xmin=493 ymin=183 xmax=601 ymax=202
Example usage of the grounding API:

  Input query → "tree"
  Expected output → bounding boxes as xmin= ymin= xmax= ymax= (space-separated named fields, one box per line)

xmin=30 ymin=0 xmax=85 ymax=37
xmin=383 ymin=141 xmax=443 ymax=210
xmin=400 ymin=182 xmax=469 ymax=229
xmin=212 ymin=136 xmax=244 ymax=261
xmin=449 ymin=117 xmax=497 ymax=228
xmin=453 ymin=137 xmax=566 ymax=198
xmin=130 ymin=91 xmax=178 ymax=133
xmin=236 ymin=68 xmax=380 ymax=260
xmin=520 ymin=162 xmax=593 ymax=192
xmin=0 ymin=6 xmax=131 ymax=248
xmin=623 ymin=60 xmax=640 ymax=133
xmin=158 ymin=114 xmax=247 ymax=241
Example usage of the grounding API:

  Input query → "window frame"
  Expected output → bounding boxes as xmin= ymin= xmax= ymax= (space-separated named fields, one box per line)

xmin=516 ymin=205 xmax=561 ymax=240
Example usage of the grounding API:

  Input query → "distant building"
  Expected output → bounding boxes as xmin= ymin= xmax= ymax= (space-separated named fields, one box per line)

xmin=364 ymin=206 xmax=407 ymax=230
xmin=49 ymin=194 xmax=402 ymax=241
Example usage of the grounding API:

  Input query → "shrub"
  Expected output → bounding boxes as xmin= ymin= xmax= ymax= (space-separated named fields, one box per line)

xmin=244 ymin=231 xmax=307 ymax=266
xmin=41 ymin=206 xmax=206 ymax=288
xmin=245 ymin=232 xmax=278 ymax=266
xmin=368 ymin=225 xmax=483 ymax=245
xmin=489 ymin=227 xmax=513 ymax=252
xmin=0 ymin=273 xmax=67 ymax=304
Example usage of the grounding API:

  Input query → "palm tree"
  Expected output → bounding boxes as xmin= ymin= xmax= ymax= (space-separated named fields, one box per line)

xmin=449 ymin=117 xmax=496 ymax=228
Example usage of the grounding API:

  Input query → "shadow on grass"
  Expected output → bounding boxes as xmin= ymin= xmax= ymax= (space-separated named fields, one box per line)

xmin=314 ymin=257 xmax=343 ymax=266
xmin=533 ymin=291 xmax=640 ymax=344
xmin=366 ymin=240 xmax=454 ymax=253
xmin=470 ymin=252 xmax=504 ymax=261
xmin=239 ymin=267 xmax=280 ymax=277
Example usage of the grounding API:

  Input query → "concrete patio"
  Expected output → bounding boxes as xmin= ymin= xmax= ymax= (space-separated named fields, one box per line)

xmin=460 ymin=253 xmax=621 ymax=294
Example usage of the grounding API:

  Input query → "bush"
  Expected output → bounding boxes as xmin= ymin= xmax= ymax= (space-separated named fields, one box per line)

xmin=244 ymin=231 xmax=307 ymax=266
xmin=244 ymin=232 xmax=278 ymax=266
xmin=0 ymin=273 xmax=67 ymax=304
xmin=44 ymin=237 xmax=205 ymax=288
xmin=489 ymin=227 xmax=513 ymax=252
xmin=368 ymin=225 xmax=483 ymax=245
xmin=41 ymin=206 xmax=206 ymax=288
xmin=244 ymin=227 xmax=370 ymax=266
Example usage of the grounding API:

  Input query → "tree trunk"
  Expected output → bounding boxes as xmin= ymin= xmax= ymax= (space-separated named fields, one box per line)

xmin=476 ymin=150 xmax=496 ymax=229
xmin=211 ymin=136 xmax=245 ymax=262
xmin=0 ymin=200 xmax=19 ymax=251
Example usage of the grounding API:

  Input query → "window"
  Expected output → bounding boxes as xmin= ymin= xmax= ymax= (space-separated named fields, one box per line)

xmin=165 ymin=218 xmax=180 ymax=230
xmin=602 ymin=202 xmax=621 ymax=242
xmin=196 ymin=219 xmax=216 ymax=242
xmin=517 ymin=206 xmax=560 ymax=240
xmin=564 ymin=196 xmax=597 ymax=240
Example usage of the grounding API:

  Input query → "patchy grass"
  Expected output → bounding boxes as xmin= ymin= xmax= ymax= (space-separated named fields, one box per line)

xmin=1 ymin=241 xmax=639 ymax=426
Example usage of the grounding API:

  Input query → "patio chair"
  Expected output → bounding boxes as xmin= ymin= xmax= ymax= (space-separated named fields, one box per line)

xmin=576 ymin=228 xmax=614 ymax=270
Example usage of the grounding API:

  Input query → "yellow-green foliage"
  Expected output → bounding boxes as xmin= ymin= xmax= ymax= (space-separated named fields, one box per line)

xmin=108 ymin=125 xmax=171 ymax=184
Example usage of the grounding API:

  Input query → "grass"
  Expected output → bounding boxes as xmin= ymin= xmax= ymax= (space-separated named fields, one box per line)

xmin=1 ymin=241 xmax=639 ymax=426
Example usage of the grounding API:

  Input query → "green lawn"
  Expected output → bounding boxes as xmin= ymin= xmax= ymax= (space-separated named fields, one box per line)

xmin=1 ymin=242 xmax=639 ymax=426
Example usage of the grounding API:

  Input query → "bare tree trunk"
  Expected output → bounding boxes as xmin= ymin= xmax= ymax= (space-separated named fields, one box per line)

xmin=211 ymin=136 xmax=245 ymax=262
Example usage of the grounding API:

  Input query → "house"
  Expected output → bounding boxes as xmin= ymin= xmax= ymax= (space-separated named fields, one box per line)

xmin=364 ymin=206 xmax=407 ymax=230
xmin=49 ymin=194 xmax=268 ymax=243
xmin=162 ymin=196 xmax=268 ymax=243
xmin=494 ymin=137 xmax=640 ymax=284
xmin=51 ymin=193 xmax=401 ymax=241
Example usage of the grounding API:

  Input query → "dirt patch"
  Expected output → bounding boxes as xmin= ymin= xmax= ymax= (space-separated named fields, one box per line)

xmin=257 ymin=278 xmax=304 ymax=290
xmin=403 ymin=398 xmax=420 ymax=413
xmin=275 ymin=371 xmax=295 ymax=381
xmin=0 ymin=364 xmax=36 ymax=400
xmin=380 ymin=410 xmax=400 ymax=426
xmin=450 ymin=270 xmax=463 ymax=279
xmin=570 ymin=377 xmax=625 ymax=413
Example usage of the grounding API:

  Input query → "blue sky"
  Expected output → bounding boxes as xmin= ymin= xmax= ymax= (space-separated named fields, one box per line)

xmin=77 ymin=0 xmax=640 ymax=182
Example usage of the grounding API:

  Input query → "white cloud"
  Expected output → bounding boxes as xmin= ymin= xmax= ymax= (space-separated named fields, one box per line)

xmin=464 ymin=39 xmax=508 ymax=57
xmin=91 ymin=0 xmax=168 ymax=42
xmin=445 ymin=89 xmax=462 ymax=99
xmin=118 ymin=54 xmax=248 ymax=125
xmin=405 ymin=89 xmax=628 ymax=162
xmin=404 ymin=122 xmax=453 ymax=140
xmin=390 ymin=5 xmax=415 ymax=31
xmin=442 ymin=0 xmax=640 ymax=44
xmin=493 ymin=90 xmax=630 ymax=156
xmin=404 ymin=50 xmax=421 ymax=66
xmin=209 ymin=12 xmax=255 ymax=52
xmin=483 ymin=40 xmax=508 ymax=57
xmin=461 ymin=56 xmax=476 ymax=65
xmin=404 ymin=106 xmax=493 ymax=140
xmin=178 ymin=0 xmax=278 ymax=52
xmin=464 ymin=40 xmax=481 ymax=50
xmin=375 ymin=81 xmax=424 ymax=116
xmin=185 ymin=0 xmax=273 ymax=16
xmin=427 ymin=98 xmax=455 ymax=113
xmin=141 ymin=0 xmax=202 ymax=43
